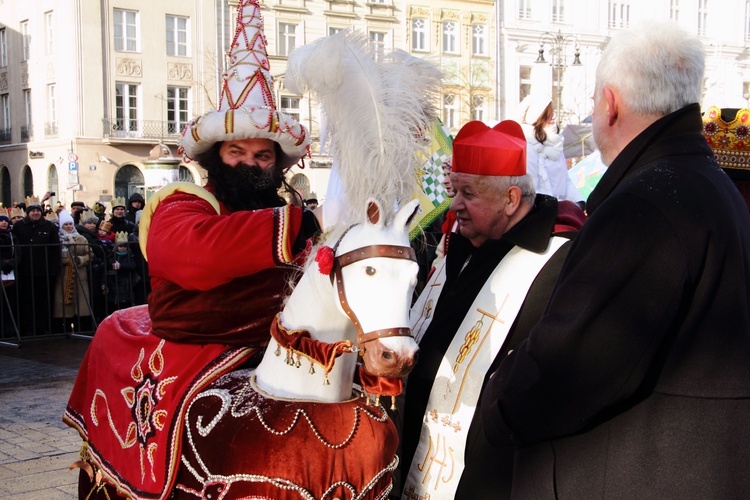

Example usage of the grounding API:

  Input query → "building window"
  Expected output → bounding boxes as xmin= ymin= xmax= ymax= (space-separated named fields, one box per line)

xmin=412 ymin=18 xmax=428 ymax=52
xmin=115 ymin=83 xmax=139 ymax=133
xmin=167 ymin=86 xmax=189 ymax=134
xmin=442 ymin=21 xmax=458 ymax=55
xmin=329 ymin=27 xmax=345 ymax=36
xmin=519 ymin=65 xmax=532 ymax=102
xmin=46 ymin=84 xmax=56 ymax=135
xmin=369 ymin=31 xmax=386 ymax=61
xmin=280 ymin=96 xmax=300 ymax=121
xmin=114 ymin=9 xmax=139 ymax=52
xmin=278 ymin=23 xmax=297 ymax=57
xmin=518 ymin=0 xmax=533 ymax=20
xmin=1 ymin=94 xmax=9 ymax=140
xmin=552 ymin=0 xmax=565 ymax=23
xmin=45 ymin=11 xmax=54 ymax=55
xmin=472 ymin=95 xmax=486 ymax=121
xmin=472 ymin=24 xmax=487 ymax=56
xmin=608 ymin=1 xmax=630 ymax=29
xmin=22 ymin=90 xmax=31 ymax=141
xmin=698 ymin=0 xmax=708 ymax=36
xmin=166 ymin=15 xmax=189 ymax=56
xmin=20 ymin=20 xmax=30 ymax=61
xmin=670 ymin=0 xmax=680 ymax=21
xmin=0 ymin=29 xmax=7 ymax=67
xmin=443 ymin=94 xmax=457 ymax=130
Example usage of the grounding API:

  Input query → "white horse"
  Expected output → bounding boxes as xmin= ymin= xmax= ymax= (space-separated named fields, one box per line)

xmin=171 ymin=199 xmax=421 ymax=498
xmin=253 ymin=198 xmax=420 ymax=403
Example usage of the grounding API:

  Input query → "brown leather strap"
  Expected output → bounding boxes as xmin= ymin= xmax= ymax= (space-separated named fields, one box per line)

xmin=331 ymin=243 xmax=416 ymax=347
xmin=336 ymin=244 xmax=417 ymax=267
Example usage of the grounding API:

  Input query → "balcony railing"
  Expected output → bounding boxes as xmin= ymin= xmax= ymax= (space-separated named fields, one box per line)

xmin=0 ymin=128 xmax=10 ymax=143
xmin=45 ymin=121 xmax=58 ymax=137
xmin=102 ymin=118 xmax=183 ymax=143
xmin=20 ymin=124 xmax=32 ymax=142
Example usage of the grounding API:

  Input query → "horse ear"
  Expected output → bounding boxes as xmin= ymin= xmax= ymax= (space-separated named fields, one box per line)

xmin=366 ymin=198 xmax=383 ymax=226
xmin=394 ymin=199 xmax=421 ymax=229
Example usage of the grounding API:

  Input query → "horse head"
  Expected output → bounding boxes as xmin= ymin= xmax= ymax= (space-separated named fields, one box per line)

xmin=326 ymin=198 xmax=421 ymax=379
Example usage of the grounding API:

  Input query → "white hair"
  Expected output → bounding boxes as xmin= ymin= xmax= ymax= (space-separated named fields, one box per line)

xmin=596 ymin=21 xmax=705 ymax=116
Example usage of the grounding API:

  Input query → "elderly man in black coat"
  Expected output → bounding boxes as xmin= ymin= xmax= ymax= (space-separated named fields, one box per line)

xmin=481 ymin=21 xmax=750 ymax=498
xmin=12 ymin=199 xmax=61 ymax=335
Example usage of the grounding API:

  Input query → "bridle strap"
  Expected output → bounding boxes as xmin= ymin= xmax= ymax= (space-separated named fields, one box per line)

xmin=331 ymin=243 xmax=416 ymax=347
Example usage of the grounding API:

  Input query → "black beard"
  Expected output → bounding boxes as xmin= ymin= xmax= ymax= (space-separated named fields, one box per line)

xmin=198 ymin=144 xmax=287 ymax=211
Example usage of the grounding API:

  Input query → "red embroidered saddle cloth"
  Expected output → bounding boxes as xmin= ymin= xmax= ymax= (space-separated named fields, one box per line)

xmin=174 ymin=369 xmax=399 ymax=499
xmin=63 ymin=306 xmax=255 ymax=499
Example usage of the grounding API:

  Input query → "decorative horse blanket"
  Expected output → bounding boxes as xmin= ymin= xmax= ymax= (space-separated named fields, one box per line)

xmin=173 ymin=369 xmax=399 ymax=499
xmin=63 ymin=306 xmax=255 ymax=499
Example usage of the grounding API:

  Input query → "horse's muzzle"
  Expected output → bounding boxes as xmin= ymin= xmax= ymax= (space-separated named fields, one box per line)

xmin=361 ymin=341 xmax=420 ymax=378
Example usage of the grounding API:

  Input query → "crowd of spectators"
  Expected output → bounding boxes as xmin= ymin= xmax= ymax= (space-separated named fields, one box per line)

xmin=0 ymin=192 xmax=150 ymax=339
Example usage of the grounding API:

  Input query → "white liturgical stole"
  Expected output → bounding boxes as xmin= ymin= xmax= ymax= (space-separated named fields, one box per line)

xmin=403 ymin=237 xmax=567 ymax=500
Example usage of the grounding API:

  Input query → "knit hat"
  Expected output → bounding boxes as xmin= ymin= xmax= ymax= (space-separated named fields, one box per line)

xmin=70 ymin=201 xmax=86 ymax=209
xmin=0 ymin=214 xmax=9 ymax=223
xmin=180 ymin=0 xmax=310 ymax=170
xmin=58 ymin=210 xmax=74 ymax=227
xmin=452 ymin=120 xmax=527 ymax=177
xmin=518 ymin=94 xmax=553 ymax=125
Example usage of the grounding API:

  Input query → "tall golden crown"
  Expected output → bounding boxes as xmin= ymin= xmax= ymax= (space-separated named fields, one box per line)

xmin=702 ymin=106 xmax=750 ymax=171
xmin=10 ymin=207 xmax=25 ymax=219
xmin=80 ymin=209 xmax=97 ymax=222
xmin=115 ymin=231 xmax=129 ymax=244
xmin=111 ymin=197 xmax=126 ymax=209
xmin=44 ymin=212 xmax=59 ymax=223
xmin=25 ymin=195 xmax=40 ymax=206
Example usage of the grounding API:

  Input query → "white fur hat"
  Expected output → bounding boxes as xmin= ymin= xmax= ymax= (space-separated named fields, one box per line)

xmin=518 ymin=93 xmax=553 ymax=125
xmin=180 ymin=0 xmax=310 ymax=170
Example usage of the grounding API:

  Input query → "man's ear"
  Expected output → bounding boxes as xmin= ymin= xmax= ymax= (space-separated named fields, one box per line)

xmin=604 ymin=87 xmax=618 ymax=126
xmin=505 ymin=185 xmax=523 ymax=216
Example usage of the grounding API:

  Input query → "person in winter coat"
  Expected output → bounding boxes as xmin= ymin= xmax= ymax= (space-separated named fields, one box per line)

xmin=104 ymin=232 xmax=139 ymax=311
xmin=53 ymin=210 xmax=93 ymax=332
xmin=125 ymin=192 xmax=144 ymax=224
xmin=12 ymin=199 xmax=61 ymax=335
xmin=519 ymin=94 xmax=584 ymax=208
xmin=0 ymin=213 xmax=18 ymax=336
xmin=76 ymin=210 xmax=107 ymax=323
xmin=482 ymin=21 xmax=750 ymax=498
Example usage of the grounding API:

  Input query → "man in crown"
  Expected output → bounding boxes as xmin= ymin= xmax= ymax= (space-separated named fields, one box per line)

xmin=65 ymin=1 xmax=320 ymax=496
xmin=12 ymin=196 xmax=61 ymax=335
xmin=108 ymin=196 xmax=136 ymax=236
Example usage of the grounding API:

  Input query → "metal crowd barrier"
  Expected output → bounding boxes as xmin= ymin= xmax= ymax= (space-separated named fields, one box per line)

xmin=0 ymin=241 xmax=151 ymax=347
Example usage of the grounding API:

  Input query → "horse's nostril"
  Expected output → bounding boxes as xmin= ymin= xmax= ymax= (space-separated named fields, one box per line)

xmin=382 ymin=351 xmax=393 ymax=360
xmin=412 ymin=350 xmax=420 ymax=364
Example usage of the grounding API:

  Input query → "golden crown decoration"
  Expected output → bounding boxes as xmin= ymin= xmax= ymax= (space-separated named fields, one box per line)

xmin=99 ymin=219 xmax=112 ymax=232
xmin=702 ymin=106 xmax=750 ymax=171
xmin=111 ymin=197 xmax=126 ymax=209
xmin=44 ymin=212 xmax=59 ymax=223
xmin=115 ymin=231 xmax=129 ymax=245
xmin=9 ymin=207 xmax=25 ymax=219
xmin=25 ymin=195 xmax=40 ymax=207
xmin=80 ymin=209 xmax=97 ymax=222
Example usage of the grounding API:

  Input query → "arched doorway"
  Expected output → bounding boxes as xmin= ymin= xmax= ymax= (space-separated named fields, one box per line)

xmin=47 ymin=164 xmax=59 ymax=206
xmin=289 ymin=173 xmax=311 ymax=200
xmin=178 ymin=165 xmax=195 ymax=183
xmin=114 ymin=164 xmax=145 ymax=201
xmin=0 ymin=166 xmax=10 ymax=208
xmin=22 ymin=165 xmax=33 ymax=198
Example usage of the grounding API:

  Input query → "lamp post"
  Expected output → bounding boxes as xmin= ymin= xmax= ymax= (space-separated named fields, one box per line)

xmin=536 ymin=30 xmax=582 ymax=128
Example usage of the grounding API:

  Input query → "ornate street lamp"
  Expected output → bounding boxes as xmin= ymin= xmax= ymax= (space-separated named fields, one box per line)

xmin=536 ymin=30 xmax=582 ymax=128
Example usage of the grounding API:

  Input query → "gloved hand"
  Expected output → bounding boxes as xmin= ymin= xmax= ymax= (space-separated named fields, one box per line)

xmin=292 ymin=208 xmax=322 ymax=255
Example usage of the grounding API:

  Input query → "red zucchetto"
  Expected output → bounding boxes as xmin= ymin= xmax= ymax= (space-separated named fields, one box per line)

xmin=452 ymin=120 xmax=527 ymax=176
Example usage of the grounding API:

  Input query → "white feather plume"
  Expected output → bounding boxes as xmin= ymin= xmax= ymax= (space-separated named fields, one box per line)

xmin=285 ymin=31 xmax=442 ymax=224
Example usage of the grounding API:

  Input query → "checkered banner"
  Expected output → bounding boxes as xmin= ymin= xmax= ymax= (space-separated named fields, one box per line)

xmin=409 ymin=119 xmax=454 ymax=241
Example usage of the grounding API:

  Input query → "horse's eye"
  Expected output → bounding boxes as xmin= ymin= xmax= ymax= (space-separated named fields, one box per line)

xmin=365 ymin=266 xmax=376 ymax=276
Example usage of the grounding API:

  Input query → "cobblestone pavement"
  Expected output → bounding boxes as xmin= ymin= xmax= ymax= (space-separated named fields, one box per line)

xmin=0 ymin=336 xmax=91 ymax=499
